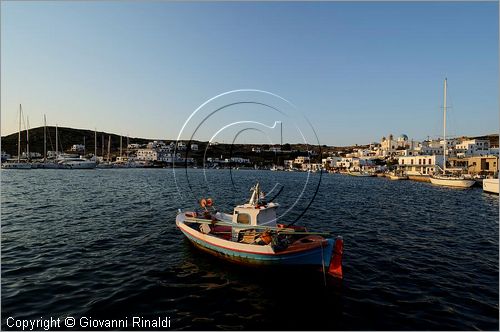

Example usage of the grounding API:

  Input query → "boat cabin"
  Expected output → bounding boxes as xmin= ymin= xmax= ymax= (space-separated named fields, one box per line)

xmin=230 ymin=183 xmax=279 ymax=241
xmin=232 ymin=202 xmax=279 ymax=228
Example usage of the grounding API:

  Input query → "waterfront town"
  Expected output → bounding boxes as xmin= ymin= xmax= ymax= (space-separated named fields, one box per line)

xmin=1 ymin=123 xmax=498 ymax=182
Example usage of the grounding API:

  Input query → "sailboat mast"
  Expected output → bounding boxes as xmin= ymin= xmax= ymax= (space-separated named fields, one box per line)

xmin=56 ymin=124 xmax=59 ymax=158
xmin=26 ymin=115 xmax=30 ymax=161
xmin=94 ymin=129 xmax=97 ymax=161
xmin=44 ymin=115 xmax=47 ymax=162
xmin=17 ymin=104 xmax=21 ymax=162
xmin=107 ymin=135 xmax=111 ymax=162
xmin=120 ymin=135 xmax=122 ymax=158
xmin=443 ymin=78 xmax=447 ymax=173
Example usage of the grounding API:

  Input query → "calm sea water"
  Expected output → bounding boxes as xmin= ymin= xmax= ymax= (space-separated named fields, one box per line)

xmin=1 ymin=169 xmax=498 ymax=330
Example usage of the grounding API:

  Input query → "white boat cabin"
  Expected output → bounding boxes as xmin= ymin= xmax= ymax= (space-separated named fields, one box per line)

xmin=230 ymin=183 xmax=279 ymax=240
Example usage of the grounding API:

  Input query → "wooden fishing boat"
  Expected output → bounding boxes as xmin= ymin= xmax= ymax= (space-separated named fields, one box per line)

xmin=387 ymin=170 xmax=408 ymax=180
xmin=176 ymin=183 xmax=344 ymax=279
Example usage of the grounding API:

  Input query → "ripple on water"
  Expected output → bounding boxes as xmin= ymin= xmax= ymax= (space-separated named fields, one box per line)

xmin=1 ymin=169 xmax=498 ymax=330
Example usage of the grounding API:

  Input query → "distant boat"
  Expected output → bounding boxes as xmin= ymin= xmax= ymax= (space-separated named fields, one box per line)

xmin=2 ymin=104 xmax=31 ymax=169
xmin=56 ymin=153 xmax=96 ymax=169
xmin=176 ymin=182 xmax=344 ymax=279
xmin=348 ymin=170 xmax=374 ymax=177
xmin=57 ymin=156 xmax=96 ymax=169
xmin=387 ymin=170 xmax=408 ymax=180
xmin=429 ymin=79 xmax=474 ymax=188
xmin=483 ymin=178 xmax=499 ymax=194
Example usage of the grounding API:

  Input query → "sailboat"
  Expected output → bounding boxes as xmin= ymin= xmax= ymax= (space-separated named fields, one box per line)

xmin=2 ymin=105 xmax=31 ymax=169
xmin=429 ymin=79 xmax=475 ymax=188
xmin=33 ymin=115 xmax=60 ymax=169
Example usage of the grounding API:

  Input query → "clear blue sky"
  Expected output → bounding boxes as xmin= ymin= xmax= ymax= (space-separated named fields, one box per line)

xmin=1 ymin=1 xmax=498 ymax=146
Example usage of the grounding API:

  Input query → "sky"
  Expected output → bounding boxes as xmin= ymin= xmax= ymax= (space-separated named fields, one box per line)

xmin=1 ymin=1 xmax=498 ymax=146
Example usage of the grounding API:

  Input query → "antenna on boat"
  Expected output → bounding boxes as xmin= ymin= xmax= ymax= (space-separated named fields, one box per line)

xmin=249 ymin=182 xmax=260 ymax=205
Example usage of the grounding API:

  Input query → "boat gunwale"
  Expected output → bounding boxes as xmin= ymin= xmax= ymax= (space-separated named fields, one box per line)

xmin=176 ymin=216 xmax=331 ymax=257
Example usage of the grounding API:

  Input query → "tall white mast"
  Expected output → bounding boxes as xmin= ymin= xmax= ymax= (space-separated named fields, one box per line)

xmin=26 ymin=115 xmax=30 ymax=161
xmin=120 ymin=135 xmax=122 ymax=158
xmin=17 ymin=104 xmax=21 ymax=162
xmin=94 ymin=129 xmax=97 ymax=161
xmin=43 ymin=115 xmax=47 ymax=162
xmin=443 ymin=78 xmax=447 ymax=173
xmin=107 ymin=135 xmax=111 ymax=162
xmin=55 ymin=124 xmax=59 ymax=157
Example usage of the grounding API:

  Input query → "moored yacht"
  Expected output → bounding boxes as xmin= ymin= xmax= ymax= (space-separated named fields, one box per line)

xmin=429 ymin=79 xmax=474 ymax=188
xmin=57 ymin=154 xmax=96 ymax=169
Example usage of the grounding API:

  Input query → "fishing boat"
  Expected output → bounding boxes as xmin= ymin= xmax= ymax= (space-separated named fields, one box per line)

xmin=176 ymin=183 xmax=344 ymax=279
xmin=348 ymin=170 xmax=374 ymax=177
xmin=483 ymin=178 xmax=499 ymax=194
xmin=387 ymin=170 xmax=408 ymax=180
xmin=429 ymin=79 xmax=475 ymax=188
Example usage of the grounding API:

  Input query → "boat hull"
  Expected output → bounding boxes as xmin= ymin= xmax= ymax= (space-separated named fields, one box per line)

xmin=1 ymin=162 xmax=31 ymax=169
xmin=483 ymin=178 xmax=499 ymax=194
xmin=176 ymin=215 xmax=336 ymax=268
xmin=60 ymin=161 xmax=96 ymax=169
xmin=429 ymin=176 xmax=475 ymax=188
xmin=388 ymin=175 xmax=408 ymax=180
xmin=348 ymin=172 xmax=374 ymax=177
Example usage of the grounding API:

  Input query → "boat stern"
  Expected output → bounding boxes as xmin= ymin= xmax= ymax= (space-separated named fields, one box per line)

xmin=328 ymin=236 xmax=344 ymax=279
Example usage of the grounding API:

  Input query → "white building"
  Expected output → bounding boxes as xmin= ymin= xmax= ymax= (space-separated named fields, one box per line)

xmin=136 ymin=148 xmax=158 ymax=161
xmin=397 ymin=155 xmax=444 ymax=176
xmin=455 ymin=139 xmax=490 ymax=157
xmin=379 ymin=134 xmax=411 ymax=156
xmin=177 ymin=142 xmax=187 ymax=151
xmin=293 ymin=156 xmax=310 ymax=165
xmin=190 ymin=144 xmax=198 ymax=151
xmin=284 ymin=160 xmax=294 ymax=169
xmin=322 ymin=156 xmax=341 ymax=168
xmin=336 ymin=157 xmax=354 ymax=169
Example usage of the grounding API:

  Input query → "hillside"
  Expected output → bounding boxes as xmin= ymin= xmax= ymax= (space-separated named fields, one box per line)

xmin=1 ymin=126 xmax=152 ymax=157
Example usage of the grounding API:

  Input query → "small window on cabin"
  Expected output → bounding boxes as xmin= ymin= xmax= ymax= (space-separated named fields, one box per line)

xmin=237 ymin=213 xmax=251 ymax=225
